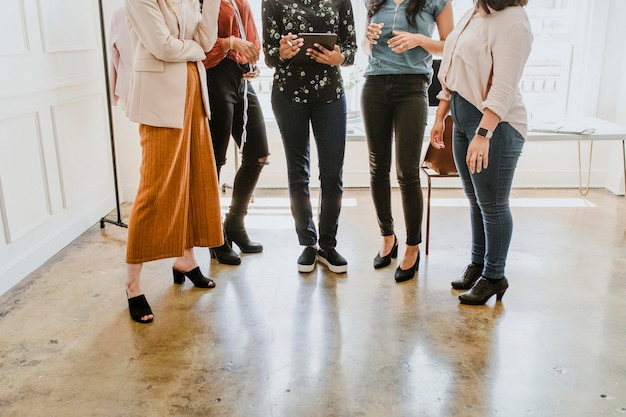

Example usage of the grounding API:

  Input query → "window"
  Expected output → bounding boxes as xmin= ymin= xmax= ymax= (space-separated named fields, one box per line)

xmin=249 ymin=0 xmax=592 ymax=120
xmin=523 ymin=0 xmax=581 ymax=118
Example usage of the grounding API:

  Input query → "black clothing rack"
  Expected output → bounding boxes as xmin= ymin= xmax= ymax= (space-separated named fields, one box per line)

xmin=97 ymin=0 xmax=127 ymax=229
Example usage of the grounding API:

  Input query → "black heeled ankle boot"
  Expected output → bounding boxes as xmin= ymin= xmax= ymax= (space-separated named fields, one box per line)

xmin=451 ymin=262 xmax=484 ymax=290
xmin=224 ymin=161 xmax=264 ymax=253
xmin=394 ymin=251 xmax=420 ymax=283
xmin=458 ymin=277 xmax=508 ymax=305
xmin=173 ymin=266 xmax=215 ymax=288
xmin=373 ymin=235 xmax=398 ymax=269
xmin=224 ymin=213 xmax=263 ymax=253
xmin=210 ymin=239 xmax=241 ymax=265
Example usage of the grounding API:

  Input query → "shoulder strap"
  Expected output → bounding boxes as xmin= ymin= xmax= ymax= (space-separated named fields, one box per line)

xmin=229 ymin=0 xmax=247 ymax=41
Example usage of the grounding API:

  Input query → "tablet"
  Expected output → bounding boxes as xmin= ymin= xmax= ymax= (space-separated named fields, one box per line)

xmin=292 ymin=33 xmax=338 ymax=65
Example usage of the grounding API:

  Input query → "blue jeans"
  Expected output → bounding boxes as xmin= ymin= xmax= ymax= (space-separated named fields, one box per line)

xmin=450 ymin=92 xmax=525 ymax=279
xmin=361 ymin=74 xmax=428 ymax=245
xmin=271 ymin=90 xmax=346 ymax=249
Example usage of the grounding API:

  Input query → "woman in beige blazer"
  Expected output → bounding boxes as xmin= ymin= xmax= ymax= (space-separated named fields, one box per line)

xmin=124 ymin=0 xmax=223 ymax=324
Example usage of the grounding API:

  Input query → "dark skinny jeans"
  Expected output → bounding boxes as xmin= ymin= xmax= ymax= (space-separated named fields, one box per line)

xmin=361 ymin=74 xmax=429 ymax=246
xmin=271 ymin=89 xmax=347 ymax=249
xmin=206 ymin=59 xmax=270 ymax=171
xmin=450 ymin=92 xmax=524 ymax=279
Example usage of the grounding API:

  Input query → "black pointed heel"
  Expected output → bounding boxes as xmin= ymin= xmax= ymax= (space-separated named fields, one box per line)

xmin=373 ymin=235 xmax=398 ymax=269
xmin=394 ymin=251 xmax=420 ymax=283
xmin=172 ymin=266 xmax=216 ymax=288
xmin=458 ymin=277 xmax=509 ymax=305
xmin=126 ymin=291 xmax=153 ymax=324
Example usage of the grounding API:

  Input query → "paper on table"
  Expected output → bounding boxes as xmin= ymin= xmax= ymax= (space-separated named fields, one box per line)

xmin=529 ymin=121 xmax=595 ymax=135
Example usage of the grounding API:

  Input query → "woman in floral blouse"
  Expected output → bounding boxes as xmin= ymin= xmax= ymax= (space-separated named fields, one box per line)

xmin=262 ymin=0 xmax=357 ymax=274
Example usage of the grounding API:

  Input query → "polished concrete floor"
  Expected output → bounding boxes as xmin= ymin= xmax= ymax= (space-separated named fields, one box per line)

xmin=1 ymin=188 xmax=625 ymax=417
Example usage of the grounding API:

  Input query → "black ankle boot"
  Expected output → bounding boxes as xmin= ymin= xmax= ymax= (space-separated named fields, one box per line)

xmin=224 ymin=213 xmax=263 ymax=253
xmin=458 ymin=277 xmax=509 ymax=305
xmin=210 ymin=240 xmax=241 ymax=265
xmin=225 ymin=162 xmax=264 ymax=253
xmin=451 ymin=262 xmax=484 ymax=290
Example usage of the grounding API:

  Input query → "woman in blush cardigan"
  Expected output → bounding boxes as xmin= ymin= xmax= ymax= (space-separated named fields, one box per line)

xmin=429 ymin=0 xmax=532 ymax=305
xmin=123 ymin=0 xmax=223 ymax=323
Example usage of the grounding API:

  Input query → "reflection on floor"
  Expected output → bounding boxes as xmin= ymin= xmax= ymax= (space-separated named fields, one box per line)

xmin=1 ymin=188 xmax=625 ymax=417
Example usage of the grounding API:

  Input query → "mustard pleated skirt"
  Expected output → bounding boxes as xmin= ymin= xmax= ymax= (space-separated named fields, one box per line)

xmin=126 ymin=63 xmax=223 ymax=264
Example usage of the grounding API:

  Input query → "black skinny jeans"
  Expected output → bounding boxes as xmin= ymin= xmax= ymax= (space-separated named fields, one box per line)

xmin=361 ymin=74 xmax=429 ymax=245
xmin=206 ymin=59 xmax=269 ymax=172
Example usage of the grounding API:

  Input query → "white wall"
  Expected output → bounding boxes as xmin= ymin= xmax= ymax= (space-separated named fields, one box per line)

xmin=0 ymin=0 xmax=116 ymax=294
xmin=596 ymin=0 xmax=626 ymax=194
xmin=0 ymin=0 xmax=624 ymax=297
xmin=108 ymin=0 xmax=626 ymax=200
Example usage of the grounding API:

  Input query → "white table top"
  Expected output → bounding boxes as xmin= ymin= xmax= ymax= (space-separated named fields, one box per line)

xmin=347 ymin=115 xmax=626 ymax=142
xmin=528 ymin=117 xmax=626 ymax=142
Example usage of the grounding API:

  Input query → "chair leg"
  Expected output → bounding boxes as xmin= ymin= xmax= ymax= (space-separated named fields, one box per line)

xmin=425 ymin=174 xmax=432 ymax=255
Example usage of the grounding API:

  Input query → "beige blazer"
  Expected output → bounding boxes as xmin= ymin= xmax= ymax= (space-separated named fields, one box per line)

xmin=109 ymin=7 xmax=132 ymax=108
xmin=124 ymin=0 xmax=220 ymax=129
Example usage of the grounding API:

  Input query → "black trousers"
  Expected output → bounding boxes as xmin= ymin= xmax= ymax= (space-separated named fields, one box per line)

xmin=206 ymin=58 xmax=269 ymax=171
xmin=361 ymin=74 xmax=428 ymax=245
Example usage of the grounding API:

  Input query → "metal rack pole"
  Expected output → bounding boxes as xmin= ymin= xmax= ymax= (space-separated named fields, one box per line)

xmin=97 ymin=0 xmax=127 ymax=229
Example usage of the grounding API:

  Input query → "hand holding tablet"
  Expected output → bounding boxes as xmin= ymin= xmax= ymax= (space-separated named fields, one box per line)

xmin=292 ymin=33 xmax=338 ymax=65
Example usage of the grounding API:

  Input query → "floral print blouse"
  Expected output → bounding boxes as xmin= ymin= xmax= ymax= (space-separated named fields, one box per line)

xmin=262 ymin=0 xmax=357 ymax=104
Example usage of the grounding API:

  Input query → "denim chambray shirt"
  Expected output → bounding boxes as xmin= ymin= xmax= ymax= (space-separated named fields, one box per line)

xmin=365 ymin=0 xmax=447 ymax=81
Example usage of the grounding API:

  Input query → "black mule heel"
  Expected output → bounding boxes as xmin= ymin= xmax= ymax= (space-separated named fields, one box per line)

xmin=173 ymin=268 xmax=185 ymax=284
xmin=126 ymin=290 xmax=153 ymax=324
xmin=373 ymin=236 xmax=398 ymax=269
xmin=172 ymin=266 xmax=216 ymax=288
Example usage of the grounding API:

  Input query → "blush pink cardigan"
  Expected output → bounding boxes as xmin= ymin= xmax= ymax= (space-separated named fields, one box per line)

xmin=437 ymin=6 xmax=533 ymax=137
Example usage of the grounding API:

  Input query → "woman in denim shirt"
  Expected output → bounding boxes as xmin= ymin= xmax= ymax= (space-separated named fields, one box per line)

xmin=262 ymin=0 xmax=357 ymax=274
xmin=362 ymin=0 xmax=453 ymax=282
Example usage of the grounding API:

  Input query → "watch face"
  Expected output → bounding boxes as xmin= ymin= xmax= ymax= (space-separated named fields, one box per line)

xmin=476 ymin=127 xmax=492 ymax=138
